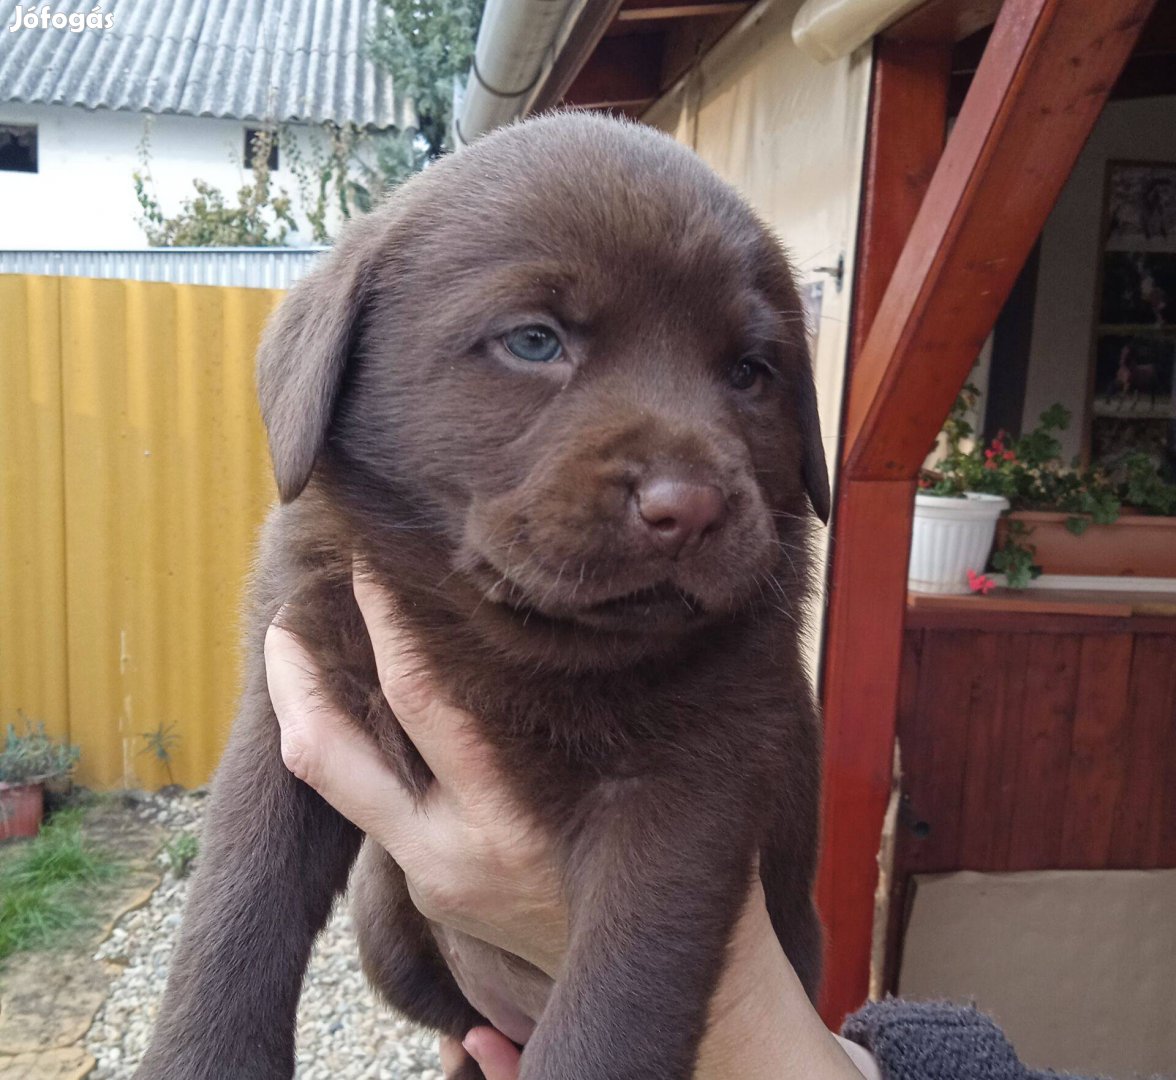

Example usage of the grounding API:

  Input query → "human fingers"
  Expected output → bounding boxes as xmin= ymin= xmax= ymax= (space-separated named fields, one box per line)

xmin=438 ymin=1035 xmax=468 ymax=1077
xmin=264 ymin=620 xmax=416 ymax=846
xmin=352 ymin=570 xmax=489 ymax=789
xmin=463 ymin=1027 xmax=522 ymax=1080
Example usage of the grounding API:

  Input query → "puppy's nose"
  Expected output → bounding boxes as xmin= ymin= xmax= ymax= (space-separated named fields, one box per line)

xmin=634 ymin=478 xmax=728 ymax=557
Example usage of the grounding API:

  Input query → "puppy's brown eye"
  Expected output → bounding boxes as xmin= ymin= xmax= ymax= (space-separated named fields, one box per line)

xmin=729 ymin=357 xmax=769 ymax=391
xmin=505 ymin=325 xmax=563 ymax=363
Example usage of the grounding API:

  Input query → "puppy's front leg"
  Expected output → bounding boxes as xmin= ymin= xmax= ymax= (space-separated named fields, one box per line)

xmin=133 ymin=665 xmax=363 ymax=1080
xmin=522 ymin=779 xmax=756 ymax=1080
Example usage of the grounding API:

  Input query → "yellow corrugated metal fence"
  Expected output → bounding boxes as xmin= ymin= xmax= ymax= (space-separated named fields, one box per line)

xmin=1 ymin=275 xmax=281 ymax=789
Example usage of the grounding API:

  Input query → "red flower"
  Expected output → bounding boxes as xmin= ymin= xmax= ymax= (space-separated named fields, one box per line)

xmin=1002 ymin=450 xmax=1016 ymax=462
xmin=967 ymin=569 xmax=995 ymax=595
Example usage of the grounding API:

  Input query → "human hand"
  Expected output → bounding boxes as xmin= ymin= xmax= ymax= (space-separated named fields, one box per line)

xmin=264 ymin=570 xmax=568 ymax=976
xmin=438 ymin=1028 xmax=520 ymax=1080
xmin=265 ymin=572 xmax=879 ymax=1080
xmin=439 ymin=879 xmax=881 ymax=1080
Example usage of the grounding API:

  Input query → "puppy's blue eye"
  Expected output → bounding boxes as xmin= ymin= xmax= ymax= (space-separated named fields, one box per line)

xmin=505 ymin=325 xmax=562 ymax=363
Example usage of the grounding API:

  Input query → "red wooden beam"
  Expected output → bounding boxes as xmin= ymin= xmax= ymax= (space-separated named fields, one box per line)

xmin=532 ymin=0 xmax=627 ymax=113
xmin=817 ymin=0 xmax=1155 ymax=1029
xmin=844 ymin=0 xmax=1156 ymax=481
xmin=883 ymin=0 xmax=1003 ymax=44
xmin=616 ymin=3 xmax=751 ymax=20
xmin=562 ymin=33 xmax=664 ymax=109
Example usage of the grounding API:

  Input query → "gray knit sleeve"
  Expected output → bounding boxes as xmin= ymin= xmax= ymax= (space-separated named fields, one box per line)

xmin=840 ymin=999 xmax=1104 ymax=1080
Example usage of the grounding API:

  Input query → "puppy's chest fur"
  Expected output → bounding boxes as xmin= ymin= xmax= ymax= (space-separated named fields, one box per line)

xmin=274 ymin=494 xmax=806 ymax=828
xmin=264 ymin=488 xmax=820 ymax=1051
xmin=283 ymin=512 xmax=794 ymax=804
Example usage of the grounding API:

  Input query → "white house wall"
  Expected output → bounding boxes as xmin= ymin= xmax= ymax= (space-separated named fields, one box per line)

xmin=1024 ymin=96 xmax=1176 ymax=460
xmin=0 ymin=102 xmax=349 ymax=249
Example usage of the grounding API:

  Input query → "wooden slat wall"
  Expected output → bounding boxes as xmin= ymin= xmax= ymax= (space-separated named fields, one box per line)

xmin=896 ymin=623 xmax=1176 ymax=877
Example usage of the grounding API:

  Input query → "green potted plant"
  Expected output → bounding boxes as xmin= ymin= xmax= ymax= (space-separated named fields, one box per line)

xmin=920 ymin=386 xmax=1176 ymax=588
xmin=997 ymin=451 xmax=1176 ymax=581
xmin=908 ymin=387 xmax=1009 ymax=593
xmin=0 ymin=719 xmax=81 ymax=841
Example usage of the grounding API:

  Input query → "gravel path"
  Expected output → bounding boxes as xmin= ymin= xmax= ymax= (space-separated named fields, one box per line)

xmin=84 ymin=792 xmax=444 ymax=1079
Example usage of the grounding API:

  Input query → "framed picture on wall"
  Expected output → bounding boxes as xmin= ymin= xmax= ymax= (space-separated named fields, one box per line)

xmin=1088 ymin=161 xmax=1176 ymax=471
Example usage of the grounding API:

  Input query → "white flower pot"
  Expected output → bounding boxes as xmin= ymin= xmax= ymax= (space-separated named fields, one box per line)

xmin=908 ymin=492 xmax=1010 ymax=595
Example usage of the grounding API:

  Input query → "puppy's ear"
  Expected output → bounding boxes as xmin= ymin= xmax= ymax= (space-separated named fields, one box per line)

xmin=798 ymin=360 xmax=831 ymax=525
xmin=256 ymin=235 xmax=376 ymax=502
xmin=757 ymin=246 xmax=832 ymax=525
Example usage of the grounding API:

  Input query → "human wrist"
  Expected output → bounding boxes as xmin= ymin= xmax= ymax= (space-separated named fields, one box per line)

xmin=697 ymin=885 xmax=867 ymax=1080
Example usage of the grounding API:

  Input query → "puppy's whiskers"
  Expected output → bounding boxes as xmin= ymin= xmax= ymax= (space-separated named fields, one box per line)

xmin=769 ymin=537 xmax=801 ymax=583
xmin=539 ymin=559 xmax=569 ymax=612
xmin=569 ymin=560 xmax=587 ymax=602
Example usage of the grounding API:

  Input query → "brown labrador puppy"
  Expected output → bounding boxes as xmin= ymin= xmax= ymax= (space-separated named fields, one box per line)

xmin=133 ymin=112 xmax=829 ymax=1080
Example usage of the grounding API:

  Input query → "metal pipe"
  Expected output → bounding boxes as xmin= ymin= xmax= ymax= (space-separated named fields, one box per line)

xmin=792 ymin=0 xmax=926 ymax=62
xmin=454 ymin=0 xmax=587 ymax=146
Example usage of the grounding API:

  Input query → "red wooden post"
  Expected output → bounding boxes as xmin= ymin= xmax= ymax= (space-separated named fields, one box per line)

xmin=817 ymin=0 xmax=1156 ymax=1028
xmin=817 ymin=477 xmax=917 ymax=1025
xmin=817 ymin=36 xmax=950 ymax=1026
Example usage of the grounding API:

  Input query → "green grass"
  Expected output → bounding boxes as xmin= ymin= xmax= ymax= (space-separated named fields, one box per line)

xmin=0 ymin=808 xmax=118 ymax=964
xmin=164 ymin=831 xmax=199 ymax=879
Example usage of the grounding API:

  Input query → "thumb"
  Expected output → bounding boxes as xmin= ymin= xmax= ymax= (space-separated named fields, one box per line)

xmin=264 ymin=621 xmax=416 ymax=848
xmin=463 ymin=1027 xmax=522 ymax=1080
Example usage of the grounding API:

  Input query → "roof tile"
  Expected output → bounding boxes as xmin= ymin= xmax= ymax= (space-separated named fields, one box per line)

xmin=0 ymin=0 xmax=411 ymax=128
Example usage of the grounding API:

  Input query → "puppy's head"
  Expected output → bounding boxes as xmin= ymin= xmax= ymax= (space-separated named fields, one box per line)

xmin=259 ymin=113 xmax=828 ymax=658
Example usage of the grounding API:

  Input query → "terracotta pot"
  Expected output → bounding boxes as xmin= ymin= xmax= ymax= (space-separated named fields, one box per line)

xmin=42 ymin=773 xmax=73 ymax=799
xmin=996 ymin=511 xmax=1176 ymax=578
xmin=0 ymin=780 xmax=45 ymax=841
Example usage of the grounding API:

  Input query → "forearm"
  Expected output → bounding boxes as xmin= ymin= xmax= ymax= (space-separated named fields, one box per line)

xmin=697 ymin=884 xmax=869 ymax=1080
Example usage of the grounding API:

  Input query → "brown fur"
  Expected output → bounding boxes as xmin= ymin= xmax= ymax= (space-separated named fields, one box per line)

xmin=133 ymin=112 xmax=828 ymax=1080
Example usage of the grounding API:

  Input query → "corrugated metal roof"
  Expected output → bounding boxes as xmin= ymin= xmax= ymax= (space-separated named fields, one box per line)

xmin=0 ymin=247 xmax=328 ymax=288
xmin=0 ymin=0 xmax=413 ymax=129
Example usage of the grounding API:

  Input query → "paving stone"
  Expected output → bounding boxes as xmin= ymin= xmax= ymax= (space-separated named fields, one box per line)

xmin=0 ymin=1045 xmax=96 ymax=1080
